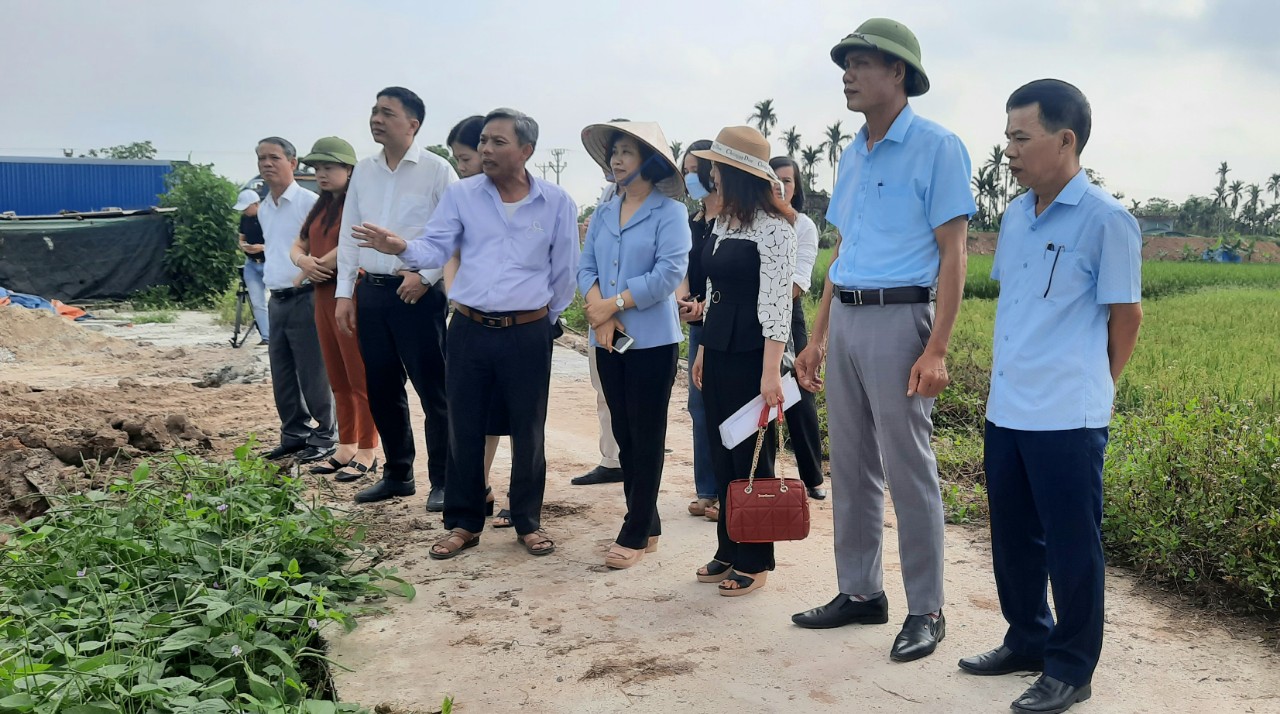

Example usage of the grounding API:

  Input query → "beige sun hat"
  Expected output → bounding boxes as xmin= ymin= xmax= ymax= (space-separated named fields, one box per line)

xmin=580 ymin=121 xmax=685 ymax=199
xmin=690 ymin=126 xmax=780 ymax=185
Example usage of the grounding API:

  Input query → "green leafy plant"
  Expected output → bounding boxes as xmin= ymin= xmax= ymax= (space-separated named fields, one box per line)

xmin=159 ymin=164 xmax=241 ymax=306
xmin=129 ymin=311 xmax=177 ymax=324
xmin=0 ymin=444 xmax=413 ymax=712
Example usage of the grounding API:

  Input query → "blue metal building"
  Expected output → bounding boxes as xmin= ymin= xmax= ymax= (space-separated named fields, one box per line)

xmin=0 ymin=156 xmax=174 ymax=216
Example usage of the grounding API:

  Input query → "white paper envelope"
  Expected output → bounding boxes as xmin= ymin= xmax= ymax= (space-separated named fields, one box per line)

xmin=717 ymin=374 xmax=803 ymax=449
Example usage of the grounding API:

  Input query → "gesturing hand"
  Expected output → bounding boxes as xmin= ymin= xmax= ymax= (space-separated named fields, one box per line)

xmin=353 ymin=223 xmax=408 ymax=255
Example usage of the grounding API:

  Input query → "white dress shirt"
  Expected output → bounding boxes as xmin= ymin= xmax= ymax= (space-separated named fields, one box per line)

xmin=336 ymin=144 xmax=459 ymax=298
xmin=258 ymin=180 xmax=319 ymax=291
xmin=792 ymin=213 xmax=820 ymax=293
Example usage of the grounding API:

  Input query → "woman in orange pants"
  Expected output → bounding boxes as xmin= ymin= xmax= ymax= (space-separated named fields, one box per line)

xmin=290 ymin=137 xmax=379 ymax=480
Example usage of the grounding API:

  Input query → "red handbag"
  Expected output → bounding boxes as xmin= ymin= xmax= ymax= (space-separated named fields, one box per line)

xmin=725 ymin=406 xmax=811 ymax=544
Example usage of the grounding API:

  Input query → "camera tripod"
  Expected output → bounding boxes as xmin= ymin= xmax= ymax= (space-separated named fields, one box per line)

xmin=230 ymin=269 xmax=261 ymax=348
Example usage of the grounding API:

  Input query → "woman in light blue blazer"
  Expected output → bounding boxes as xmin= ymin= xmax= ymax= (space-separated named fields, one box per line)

xmin=578 ymin=121 xmax=691 ymax=570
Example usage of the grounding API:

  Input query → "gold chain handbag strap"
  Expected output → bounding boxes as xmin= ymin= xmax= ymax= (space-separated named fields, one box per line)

xmin=745 ymin=405 xmax=786 ymax=495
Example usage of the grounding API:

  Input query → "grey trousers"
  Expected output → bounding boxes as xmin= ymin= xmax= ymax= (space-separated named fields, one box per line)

xmin=827 ymin=301 xmax=945 ymax=615
xmin=267 ymin=290 xmax=336 ymax=449
xmin=587 ymin=347 xmax=621 ymax=469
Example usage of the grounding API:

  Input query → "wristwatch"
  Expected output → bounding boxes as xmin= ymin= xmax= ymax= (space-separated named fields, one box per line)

xmin=615 ymin=294 xmax=625 ymax=310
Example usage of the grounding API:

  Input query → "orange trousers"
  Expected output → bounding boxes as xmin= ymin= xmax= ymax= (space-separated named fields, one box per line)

xmin=313 ymin=284 xmax=379 ymax=449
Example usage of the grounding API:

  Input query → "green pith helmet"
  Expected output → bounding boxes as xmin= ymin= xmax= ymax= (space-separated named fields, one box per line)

xmin=830 ymin=18 xmax=930 ymax=97
xmin=301 ymin=136 xmax=358 ymax=167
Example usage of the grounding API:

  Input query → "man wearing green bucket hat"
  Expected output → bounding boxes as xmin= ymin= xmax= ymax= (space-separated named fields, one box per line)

xmin=792 ymin=18 xmax=976 ymax=664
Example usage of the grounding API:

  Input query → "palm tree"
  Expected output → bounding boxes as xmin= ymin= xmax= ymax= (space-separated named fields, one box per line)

xmin=748 ymin=99 xmax=778 ymax=139
xmin=669 ymin=140 xmax=683 ymax=162
xmin=1267 ymin=173 xmax=1280 ymax=202
xmin=1228 ymin=180 xmax=1245 ymax=216
xmin=1216 ymin=161 xmax=1231 ymax=190
xmin=824 ymin=122 xmax=852 ymax=187
xmin=782 ymin=127 xmax=801 ymax=158
xmin=800 ymin=144 xmax=825 ymax=191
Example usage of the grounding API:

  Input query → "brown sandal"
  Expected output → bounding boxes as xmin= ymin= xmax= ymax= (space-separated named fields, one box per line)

xmin=518 ymin=529 xmax=556 ymax=556
xmin=604 ymin=543 xmax=644 ymax=569
xmin=688 ymin=498 xmax=714 ymax=516
xmin=429 ymin=528 xmax=479 ymax=560
xmin=704 ymin=503 xmax=720 ymax=522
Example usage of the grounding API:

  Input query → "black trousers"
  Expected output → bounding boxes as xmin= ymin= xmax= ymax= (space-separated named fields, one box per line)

xmin=355 ymin=280 xmax=449 ymax=487
xmin=785 ymin=295 xmax=825 ymax=488
xmin=443 ymin=315 xmax=552 ymax=535
xmin=702 ymin=346 xmax=777 ymax=573
xmin=267 ymin=289 xmax=336 ymax=448
xmin=595 ymin=344 xmax=678 ymax=550
xmin=985 ymin=422 xmax=1108 ymax=687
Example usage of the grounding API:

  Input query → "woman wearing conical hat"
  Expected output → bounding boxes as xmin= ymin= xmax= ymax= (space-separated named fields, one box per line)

xmin=577 ymin=121 xmax=691 ymax=569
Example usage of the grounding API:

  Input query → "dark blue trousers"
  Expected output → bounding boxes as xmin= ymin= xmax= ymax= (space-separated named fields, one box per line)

xmin=984 ymin=421 xmax=1108 ymax=687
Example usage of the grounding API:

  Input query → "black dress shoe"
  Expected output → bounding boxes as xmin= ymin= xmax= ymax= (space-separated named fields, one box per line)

xmin=353 ymin=477 xmax=415 ymax=504
xmin=791 ymin=593 xmax=889 ymax=629
xmin=958 ymin=645 xmax=1044 ymax=676
xmin=890 ymin=611 xmax=945 ymax=662
xmin=425 ymin=486 xmax=446 ymax=512
xmin=1012 ymin=675 xmax=1091 ymax=714
xmin=571 ymin=465 xmax=624 ymax=485
xmin=807 ymin=486 xmax=828 ymax=500
xmin=263 ymin=443 xmax=306 ymax=460
xmin=295 ymin=445 xmax=337 ymax=464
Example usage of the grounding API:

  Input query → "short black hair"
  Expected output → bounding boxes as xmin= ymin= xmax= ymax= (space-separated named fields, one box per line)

xmin=447 ymin=115 xmax=485 ymax=151
xmin=257 ymin=136 xmax=296 ymax=159
xmin=683 ymin=139 xmax=713 ymax=194
xmin=769 ymin=156 xmax=805 ymax=212
xmin=377 ymin=86 xmax=425 ymax=135
xmin=1006 ymin=79 xmax=1092 ymax=155
xmin=608 ymin=132 xmax=674 ymax=185
xmin=484 ymin=107 xmax=538 ymax=148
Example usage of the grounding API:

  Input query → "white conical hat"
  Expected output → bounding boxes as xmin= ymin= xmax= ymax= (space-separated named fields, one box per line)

xmin=580 ymin=121 xmax=685 ymax=199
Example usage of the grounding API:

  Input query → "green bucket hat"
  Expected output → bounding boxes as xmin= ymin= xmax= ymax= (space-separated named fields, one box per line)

xmin=830 ymin=18 xmax=930 ymax=97
xmin=301 ymin=136 xmax=357 ymax=167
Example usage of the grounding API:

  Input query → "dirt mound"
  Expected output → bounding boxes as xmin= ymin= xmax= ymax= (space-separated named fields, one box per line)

xmin=0 ymin=305 xmax=138 ymax=361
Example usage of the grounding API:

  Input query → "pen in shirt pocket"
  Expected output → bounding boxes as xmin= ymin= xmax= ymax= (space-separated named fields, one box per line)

xmin=1043 ymin=242 xmax=1064 ymax=298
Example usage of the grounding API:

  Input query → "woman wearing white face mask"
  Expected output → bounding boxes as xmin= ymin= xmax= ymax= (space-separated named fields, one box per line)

xmin=676 ymin=140 xmax=722 ymax=520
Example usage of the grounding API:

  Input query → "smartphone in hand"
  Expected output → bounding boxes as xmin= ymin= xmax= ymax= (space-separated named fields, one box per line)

xmin=613 ymin=328 xmax=636 ymax=353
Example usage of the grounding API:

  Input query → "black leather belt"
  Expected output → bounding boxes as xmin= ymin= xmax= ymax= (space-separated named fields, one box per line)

xmin=361 ymin=272 xmax=401 ymax=287
xmin=707 ymin=289 xmax=756 ymax=306
xmin=270 ymin=284 xmax=313 ymax=300
xmin=837 ymin=286 xmax=931 ymax=306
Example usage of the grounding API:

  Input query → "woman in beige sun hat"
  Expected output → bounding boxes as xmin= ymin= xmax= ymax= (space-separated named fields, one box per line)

xmin=688 ymin=125 xmax=797 ymax=597
xmin=577 ymin=121 xmax=691 ymax=570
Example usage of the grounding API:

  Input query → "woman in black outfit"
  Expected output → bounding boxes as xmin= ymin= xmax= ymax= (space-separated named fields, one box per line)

xmin=690 ymin=126 xmax=796 ymax=597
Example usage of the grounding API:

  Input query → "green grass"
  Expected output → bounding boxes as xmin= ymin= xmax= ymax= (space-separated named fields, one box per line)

xmin=0 ymin=446 xmax=413 ymax=711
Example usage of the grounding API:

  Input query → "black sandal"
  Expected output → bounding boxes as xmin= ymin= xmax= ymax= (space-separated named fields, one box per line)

xmin=696 ymin=559 xmax=733 ymax=583
xmin=310 ymin=456 xmax=349 ymax=475
xmin=334 ymin=458 xmax=378 ymax=483
xmin=492 ymin=508 xmax=513 ymax=528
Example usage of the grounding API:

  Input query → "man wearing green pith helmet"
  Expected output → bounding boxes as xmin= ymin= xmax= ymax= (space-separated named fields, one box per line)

xmin=791 ymin=18 xmax=976 ymax=664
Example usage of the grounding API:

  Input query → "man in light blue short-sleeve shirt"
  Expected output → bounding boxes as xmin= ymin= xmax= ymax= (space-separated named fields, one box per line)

xmin=791 ymin=18 xmax=975 ymax=665
xmin=957 ymin=79 xmax=1142 ymax=714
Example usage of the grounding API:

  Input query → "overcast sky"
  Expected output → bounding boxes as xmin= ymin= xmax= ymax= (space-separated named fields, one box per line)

xmin=3 ymin=0 xmax=1278 ymax=209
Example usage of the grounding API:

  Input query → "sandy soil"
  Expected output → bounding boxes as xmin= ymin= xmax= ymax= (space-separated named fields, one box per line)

xmin=1 ymin=306 xmax=1277 ymax=713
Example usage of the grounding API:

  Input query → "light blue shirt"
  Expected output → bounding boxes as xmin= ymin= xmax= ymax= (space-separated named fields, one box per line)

xmin=399 ymin=172 xmax=580 ymax=323
xmin=826 ymin=104 xmax=976 ymax=288
xmin=578 ymin=190 xmax=691 ymax=349
xmin=986 ymin=169 xmax=1142 ymax=431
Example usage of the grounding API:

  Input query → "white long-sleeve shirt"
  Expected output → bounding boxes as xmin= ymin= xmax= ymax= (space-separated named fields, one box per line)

xmin=336 ymin=144 xmax=459 ymax=298
xmin=792 ymin=213 xmax=820 ymax=293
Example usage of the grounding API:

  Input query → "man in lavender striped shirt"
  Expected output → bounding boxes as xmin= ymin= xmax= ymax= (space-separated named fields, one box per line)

xmin=354 ymin=108 xmax=579 ymax=560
